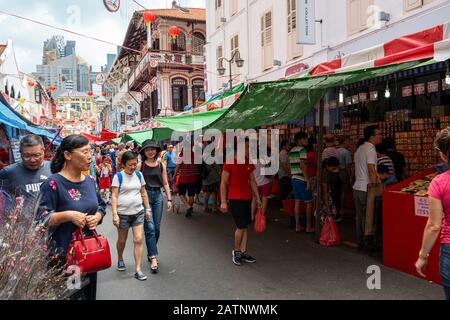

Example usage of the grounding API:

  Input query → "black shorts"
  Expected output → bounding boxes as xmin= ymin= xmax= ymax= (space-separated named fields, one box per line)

xmin=178 ymin=183 xmax=197 ymax=197
xmin=229 ymin=199 xmax=252 ymax=229
xmin=195 ymin=179 xmax=203 ymax=194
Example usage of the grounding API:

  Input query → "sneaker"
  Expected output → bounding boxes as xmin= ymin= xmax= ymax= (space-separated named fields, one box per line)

xmin=241 ymin=252 xmax=256 ymax=263
xmin=232 ymin=250 xmax=242 ymax=266
xmin=117 ymin=260 xmax=126 ymax=271
xmin=134 ymin=271 xmax=147 ymax=281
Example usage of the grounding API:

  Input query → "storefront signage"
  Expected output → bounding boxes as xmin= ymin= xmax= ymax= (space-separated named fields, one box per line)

xmin=359 ymin=93 xmax=368 ymax=102
xmin=10 ymin=138 xmax=21 ymax=163
xmin=103 ymin=0 xmax=120 ymax=13
xmin=414 ymin=83 xmax=426 ymax=95
xmin=427 ymin=80 xmax=439 ymax=93
xmin=402 ymin=85 xmax=413 ymax=97
xmin=370 ymin=91 xmax=378 ymax=101
xmin=297 ymin=0 xmax=316 ymax=44
xmin=414 ymin=196 xmax=429 ymax=217
xmin=120 ymin=112 xmax=126 ymax=125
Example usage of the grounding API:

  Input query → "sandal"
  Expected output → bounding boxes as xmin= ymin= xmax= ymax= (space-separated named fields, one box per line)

xmin=148 ymin=256 xmax=159 ymax=273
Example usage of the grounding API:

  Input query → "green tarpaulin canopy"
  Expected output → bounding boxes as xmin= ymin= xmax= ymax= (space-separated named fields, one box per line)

xmin=111 ymin=137 xmax=122 ymax=144
xmin=149 ymin=60 xmax=429 ymax=135
xmin=207 ymin=60 xmax=428 ymax=131
xmin=155 ymin=108 xmax=228 ymax=132
xmin=124 ymin=127 xmax=174 ymax=145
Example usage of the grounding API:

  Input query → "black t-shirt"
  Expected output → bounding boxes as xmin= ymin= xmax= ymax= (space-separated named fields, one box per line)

xmin=0 ymin=161 xmax=52 ymax=200
xmin=386 ymin=150 xmax=406 ymax=182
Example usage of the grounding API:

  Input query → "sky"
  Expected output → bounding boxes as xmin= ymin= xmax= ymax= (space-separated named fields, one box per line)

xmin=0 ymin=0 xmax=205 ymax=73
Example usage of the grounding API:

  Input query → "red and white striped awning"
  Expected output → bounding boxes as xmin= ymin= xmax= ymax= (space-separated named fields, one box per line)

xmin=310 ymin=21 xmax=450 ymax=76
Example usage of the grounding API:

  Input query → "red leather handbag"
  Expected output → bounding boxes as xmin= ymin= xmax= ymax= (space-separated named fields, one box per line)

xmin=66 ymin=229 xmax=112 ymax=275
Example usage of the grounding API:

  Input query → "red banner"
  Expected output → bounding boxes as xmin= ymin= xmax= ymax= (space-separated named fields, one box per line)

xmin=427 ymin=80 xmax=439 ymax=93
xmin=402 ymin=85 xmax=413 ymax=97
xmin=414 ymin=83 xmax=426 ymax=95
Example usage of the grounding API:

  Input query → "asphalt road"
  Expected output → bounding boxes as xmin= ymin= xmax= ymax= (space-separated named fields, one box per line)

xmin=96 ymin=201 xmax=444 ymax=300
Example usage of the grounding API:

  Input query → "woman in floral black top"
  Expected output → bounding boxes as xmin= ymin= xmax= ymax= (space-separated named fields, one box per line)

xmin=39 ymin=135 xmax=106 ymax=300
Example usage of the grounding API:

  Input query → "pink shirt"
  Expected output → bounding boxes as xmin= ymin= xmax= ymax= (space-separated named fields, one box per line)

xmin=427 ymin=171 xmax=450 ymax=244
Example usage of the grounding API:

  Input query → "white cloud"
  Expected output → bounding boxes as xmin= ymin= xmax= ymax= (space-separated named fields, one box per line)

xmin=0 ymin=0 xmax=206 ymax=74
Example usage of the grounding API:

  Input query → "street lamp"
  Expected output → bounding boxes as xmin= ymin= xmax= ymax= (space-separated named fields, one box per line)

xmin=217 ymin=50 xmax=244 ymax=90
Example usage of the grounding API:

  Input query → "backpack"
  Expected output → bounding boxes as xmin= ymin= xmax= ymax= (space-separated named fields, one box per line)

xmin=117 ymin=171 xmax=143 ymax=192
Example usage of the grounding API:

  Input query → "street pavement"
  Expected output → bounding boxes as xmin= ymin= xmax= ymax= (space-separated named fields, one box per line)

xmin=96 ymin=201 xmax=444 ymax=300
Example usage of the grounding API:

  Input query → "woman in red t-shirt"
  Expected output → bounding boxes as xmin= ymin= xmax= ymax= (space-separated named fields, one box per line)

xmin=220 ymin=138 xmax=261 ymax=266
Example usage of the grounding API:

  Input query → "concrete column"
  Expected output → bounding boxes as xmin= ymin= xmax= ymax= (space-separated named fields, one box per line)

xmin=188 ymin=85 xmax=193 ymax=107
xmin=159 ymin=22 xmax=169 ymax=52
xmin=160 ymin=74 xmax=172 ymax=113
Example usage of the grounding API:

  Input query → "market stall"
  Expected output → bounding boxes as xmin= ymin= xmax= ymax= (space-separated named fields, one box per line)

xmin=383 ymin=168 xmax=441 ymax=284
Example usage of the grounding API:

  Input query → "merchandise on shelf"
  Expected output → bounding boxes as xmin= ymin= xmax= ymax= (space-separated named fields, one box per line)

xmin=398 ymin=172 xmax=438 ymax=196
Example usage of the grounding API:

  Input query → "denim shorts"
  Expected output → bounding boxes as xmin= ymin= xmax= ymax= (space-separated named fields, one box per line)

xmin=440 ymin=244 xmax=450 ymax=300
xmin=119 ymin=210 xmax=145 ymax=229
xmin=292 ymin=179 xmax=313 ymax=203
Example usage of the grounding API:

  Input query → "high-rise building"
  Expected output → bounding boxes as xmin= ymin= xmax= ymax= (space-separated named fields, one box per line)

xmin=77 ymin=57 xmax=91 ymax=92
xmin=42 ymin=36 xmax=65 ymax=65
xmin=106 ymin=54 xmax=116 ymax=72
xmin=36 ymin=37 xmax=92 ymax=93
xmin=65 ymin=41 xmax=76 ymax=57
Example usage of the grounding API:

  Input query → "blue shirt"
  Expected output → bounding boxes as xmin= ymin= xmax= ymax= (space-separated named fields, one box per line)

xmin=38 ymin=173 xmax=106 ymax=256
xmin=164 ymin=151 xmax=176 ymax=168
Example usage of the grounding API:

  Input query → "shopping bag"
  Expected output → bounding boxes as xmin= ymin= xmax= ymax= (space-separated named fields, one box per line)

xmin=254 ymin=208 xmax=266 ymax=233
xmin=66 ymin=228 xmax=112 ymax=275
xmin=271 ymin=179 xmax=280 ymax=195
xmin=319 ymin=216 xmax=341 ymax=247
xmin=282 ymin=199 xmax=295 ymax=216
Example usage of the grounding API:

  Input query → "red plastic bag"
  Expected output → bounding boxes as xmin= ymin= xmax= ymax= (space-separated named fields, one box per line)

xmin=254 ymin=208 xmax=266 ymax=233
xmin=319 ymin=216 xmax=341 ymax=247
xmin=282 ymin=199 xmax=295 ymax=216
xmin=271 ymin=179 xmax=280 ymax=194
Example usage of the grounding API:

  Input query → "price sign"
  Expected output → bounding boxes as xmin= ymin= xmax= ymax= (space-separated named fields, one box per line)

xmin=414 ymin=196 xmax=429 ymax=217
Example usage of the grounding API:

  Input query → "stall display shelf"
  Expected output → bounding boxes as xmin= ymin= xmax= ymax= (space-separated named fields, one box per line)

xmin=382 ymin=167 xmax=441 ymax=285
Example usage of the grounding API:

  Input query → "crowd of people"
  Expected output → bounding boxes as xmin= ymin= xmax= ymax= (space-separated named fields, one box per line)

xmin=0 ymin=127 xmax=449 ymax=300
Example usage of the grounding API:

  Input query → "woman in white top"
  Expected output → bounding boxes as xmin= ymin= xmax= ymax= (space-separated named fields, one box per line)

xmin=111 ymin=151 xmax=151 ymax=281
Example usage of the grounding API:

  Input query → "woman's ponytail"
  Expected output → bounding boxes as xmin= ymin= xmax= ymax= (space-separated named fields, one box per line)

xmin=50 ymin=134 xmax=90 ymax=173
xmin=50 ymin=147 xmax=65 ymax=174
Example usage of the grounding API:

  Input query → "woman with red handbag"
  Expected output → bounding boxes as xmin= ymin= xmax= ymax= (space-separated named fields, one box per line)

xmin=38 ymin=135 xmax=107 ymax=300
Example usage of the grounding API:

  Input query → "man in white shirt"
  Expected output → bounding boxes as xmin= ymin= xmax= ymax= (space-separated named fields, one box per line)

xmin=353 ymin=125 xmax=382 ymax=249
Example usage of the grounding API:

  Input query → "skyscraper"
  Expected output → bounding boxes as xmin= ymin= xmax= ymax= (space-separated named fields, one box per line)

xmin=42 ymin=36 xmax=65 ymax=65
xmin=65 ymin=41 xmax=76 ymax=57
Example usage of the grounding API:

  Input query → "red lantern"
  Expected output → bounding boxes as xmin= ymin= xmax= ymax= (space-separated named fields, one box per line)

xmin=27 ymin=81 xmax=35 ymax=87
xmin=49 ymin=85 xmax=56 ymax=92
xmin=143 ymin=11 xmax=156 ymax=26
xmin=87 ymin=91 xmax=93 ymax=97
xmin=169 ymin=26 xmax=180 ymax=42
xmin=102 ymin=92 xmax=107 ymax=97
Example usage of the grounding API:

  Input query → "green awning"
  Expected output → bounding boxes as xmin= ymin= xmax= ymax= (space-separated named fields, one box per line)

xmin=207 ymin=60 xmax=428 ymax=131
xmin=155 ymin=108 xmax=228 ymax=132
xmin=111 ymin=137 xmax=122 ymax=144
xmin=124 ymin=127 xmax=174 ymax=145
xmin=152 ymin=60 xmax=429 ymax=134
